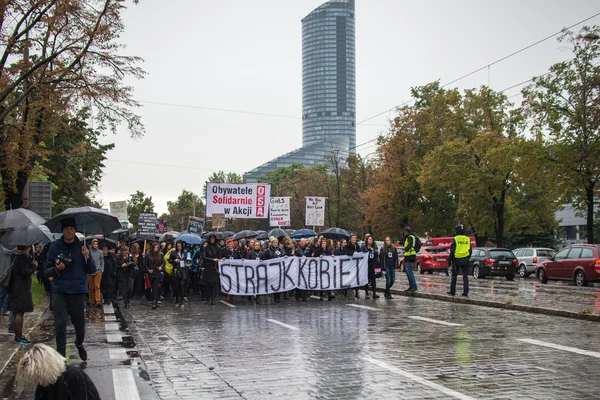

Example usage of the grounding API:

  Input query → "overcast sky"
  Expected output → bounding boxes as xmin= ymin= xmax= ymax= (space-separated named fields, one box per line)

xmin=94 ymin=0 xmax=600 ymax=215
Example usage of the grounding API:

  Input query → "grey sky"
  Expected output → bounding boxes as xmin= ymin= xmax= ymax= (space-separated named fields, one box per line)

xmin=95 ymin=0 xmax=600 ymax=215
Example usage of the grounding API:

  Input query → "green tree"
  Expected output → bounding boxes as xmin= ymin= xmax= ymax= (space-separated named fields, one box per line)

xmin=127 ymin=191 xmax=155 ymax=230
xmin=522 ymin=26 xmax=600 ymax=244
xmin=0 ymin=0 xmax=144 ymax=210
xmin=165 ymin=190 xmax=204 ymax=232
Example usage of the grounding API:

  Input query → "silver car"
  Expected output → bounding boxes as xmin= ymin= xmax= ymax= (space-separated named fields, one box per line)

xmin=513 ymin=248 xmax=555 ymax=278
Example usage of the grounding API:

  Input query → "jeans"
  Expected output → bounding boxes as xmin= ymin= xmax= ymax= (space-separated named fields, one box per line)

xmin=385 ymin=265 xmax=396 ymax=296
xmin=450 ymin=260 xmax=469 ymax=294
xmin=405 ymin=261 xmax=418 ymax=290
xmin=53 ymin=293 xmax=86 ymax=357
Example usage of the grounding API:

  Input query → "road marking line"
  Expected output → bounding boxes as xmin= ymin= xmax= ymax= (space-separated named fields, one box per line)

xmin=103 ymin=304 xmax=115 ymax=314
xmin=363 ymin=357 xmax=475 ymax=400
xmin=107 ymin=334 xmax=122 ymax=343
xmin=112 ymin=369 xmax=141 ymax=400
xmin=309 ymin=295 xmax=321 ymax=300
xmin=219 ymin=301 xmax=236 ymax=308
xmin=346 ymin=304 xmax=379 ymax=311
xmin=517 ymin=338 xmax=600 ymax=358
xmin=408 ymin=316 xmax=463 ymax=327
xmin=104 ymin=315 xmax=117 ymax=321
xmin=266 ymin=319 xmax=299 ymax=331
xmin=109 ymin=348 xmax=128 ymax=360
xmin=105 ymin=323 xmax=119 ymax=331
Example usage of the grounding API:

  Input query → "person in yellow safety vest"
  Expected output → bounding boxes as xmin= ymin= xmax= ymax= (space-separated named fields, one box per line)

xmin=447 ymin=224 xmax=472 ymax=297
xmin=402 ymin=226 xmax=418 ymax=292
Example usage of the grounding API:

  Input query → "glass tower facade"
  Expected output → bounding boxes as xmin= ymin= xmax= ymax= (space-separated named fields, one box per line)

xmin=302 ymin=0 xmax=356 ymax=153
xmin=245 ymin=0 xmax=356 ymax=183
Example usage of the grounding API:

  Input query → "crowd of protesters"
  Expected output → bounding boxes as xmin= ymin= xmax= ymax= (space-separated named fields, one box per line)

xmin=84 ymin=228 xmax=420 ymax=311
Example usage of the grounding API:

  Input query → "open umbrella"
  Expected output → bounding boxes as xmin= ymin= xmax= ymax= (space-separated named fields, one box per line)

xmin=291 ymin=229 xmax=318 ymax=239
xmin=202 ymin=231 xmax=225 ymax=240
xmin=107 ymin=228 xmax=132 ymax=242
xmin=177 ymin=233 xmax=203 ymax=245
xmin=0 ymin=208 xmax=45 ymax=230
xmin=285 ymin=229 xmax=295 ymax=235
xmin=222 ymin=231 xmax=235 ymax=238
xmin=255 ymin=231 xmax=268 ymax=240
xmin=267 ymin=228 xmax=288 ymax=239
xmin=321 ymin=227 xmax=351 ymax=240
xmin=159 ymin=232 xmax=179 ymax=242
xmin=45 ymin=207 xmax=121 ymax=236
xmin=232 ymin=230 xmax=258 ymax=241
xmin=1 ymin=224 xmax=53 ymax=246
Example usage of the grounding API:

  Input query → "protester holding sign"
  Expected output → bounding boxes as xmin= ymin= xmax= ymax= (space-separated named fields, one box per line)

xmin=360 ymin=234 xmax=380 ymax=300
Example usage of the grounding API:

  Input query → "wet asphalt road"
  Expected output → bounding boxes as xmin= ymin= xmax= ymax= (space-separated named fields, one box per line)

xmin=119 ymin=293 xmax=600 ymax=400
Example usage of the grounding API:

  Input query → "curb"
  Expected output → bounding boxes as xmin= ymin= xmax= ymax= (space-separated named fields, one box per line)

xmin=382 ymin=287 xmax=600 ymax=322
xmin=0 ymin=296 xmax=50 ymax=376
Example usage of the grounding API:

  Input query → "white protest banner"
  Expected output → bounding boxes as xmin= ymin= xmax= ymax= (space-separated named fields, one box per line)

xmin=218 ymin=253 xmax=369 ymax=295
xmin=305 ymin=196 xmax=326 ymax=226
xmin=269 ymin=197 xmax=291 ymax=227
xmin=206 ymin=183 xmax=271 ymax=219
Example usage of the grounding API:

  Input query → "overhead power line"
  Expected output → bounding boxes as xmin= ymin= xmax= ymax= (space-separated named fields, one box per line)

xmin=139 ymin=100 xmax=300 ymax=120
xmin=355 ymin=11 xmax=600 ymax=126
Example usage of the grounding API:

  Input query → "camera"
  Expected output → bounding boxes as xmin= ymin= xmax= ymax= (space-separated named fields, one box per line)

xmin=55 ymin=254 xmax=74 ymax=268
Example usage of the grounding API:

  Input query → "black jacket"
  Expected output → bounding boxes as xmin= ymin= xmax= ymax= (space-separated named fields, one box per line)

xmin=380 ymin=245 xmax=399 ymax=268
xmin=247 ymin=249 xmax=264 ymax=261
xmin=312 ymin=247 xmax=333 ymax=257
xmin=360 ymin=245 xmax=379 ymax=268
xmin=344 ymin=242 xmax=360 ymax=256
xmin=101 ymin=254 xmax=117 ymax=284
xmin=8 ymin=252 xmax=34 ymax=312
xmin=203 ymin=243 xmax=221 ymax=270
xmin=221 ymin=248 xmax=242 ymax=260
xmin=116 ymin=254 xmax=136 ymax=279
xmin=263 ymin=246 xmax=286 ymax=260
xmin=34 ymin=365 xmax=100 ymax=400
xmin=145 ymin=253 xmax=164 ymax=278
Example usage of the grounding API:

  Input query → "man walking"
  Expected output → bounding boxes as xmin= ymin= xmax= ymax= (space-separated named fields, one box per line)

xmin=45 ymin=218 xmax=96 ymax=360
xmin=447 ymin=224 xmax=472 ymax=297
xmin=88 ymin=239 xmax=104 ymax=308
xmin=402 ymin=227 xmax=418 ymax=292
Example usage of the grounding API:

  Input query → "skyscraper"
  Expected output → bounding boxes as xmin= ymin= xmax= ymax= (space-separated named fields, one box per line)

xmin=245 ymin=0 xmax=356 ymax=182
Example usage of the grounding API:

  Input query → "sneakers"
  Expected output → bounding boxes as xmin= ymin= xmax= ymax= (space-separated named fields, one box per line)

xmin=95 ymin=303 xmax=103 ymax=309
xmin=76 ymin=344 xmax=88 ymax=361
xmin=14 ymin=336 xmax=31 ymax=344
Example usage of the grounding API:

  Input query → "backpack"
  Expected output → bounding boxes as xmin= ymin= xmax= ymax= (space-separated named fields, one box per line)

xmin=411 ymin=235 xmax=422 ymax=253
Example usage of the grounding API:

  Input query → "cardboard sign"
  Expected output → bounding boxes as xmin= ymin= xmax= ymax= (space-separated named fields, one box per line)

xmin=305 ymin=197 xmax=326 ymax=226
xmin=269 ymin=197 xmax=291 ymax=227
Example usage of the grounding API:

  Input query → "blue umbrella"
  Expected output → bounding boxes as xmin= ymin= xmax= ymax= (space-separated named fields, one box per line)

xmin=177 ymin=233 xmax=203 ymax=245
xmin=291 ymin=229 xmax=318 ymax=239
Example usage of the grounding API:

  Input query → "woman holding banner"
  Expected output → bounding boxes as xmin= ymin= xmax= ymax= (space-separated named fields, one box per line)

xmin=246 ymin=241 xmax=264 ymax=304
xmin=263 ymin=237 xmax=287 ymax=303
xmin=202 ymin=234 xmax=221 ymax=305
xmin=312 ymin=238 xmax=335 ymax=301
xmin=361 ymin=234 xmax=380 ymax=300
xmin=344 ymin=235 xmax=361 ymax=299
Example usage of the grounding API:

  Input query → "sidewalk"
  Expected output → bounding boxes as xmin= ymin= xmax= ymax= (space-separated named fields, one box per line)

xmin=383 ymin=272 xmax=600 ymax=321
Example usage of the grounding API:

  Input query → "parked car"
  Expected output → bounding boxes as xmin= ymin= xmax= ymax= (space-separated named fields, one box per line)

xmin=410 ymin=246 xmax=449 ymax=274
xmin=424 ymin=236 xmax=477 ymax=250
xmin=465 ymin=247 xmax=519 ymax=280
xmin=513 ymin=248 xmax=555 ymax=278
xmin=535 ymin=244 xmax=600 ymax=287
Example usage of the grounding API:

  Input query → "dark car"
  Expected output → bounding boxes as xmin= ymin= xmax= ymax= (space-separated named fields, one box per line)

xmin=467 ymin=247 xmax=519 ymax=280
xmin=535 ymin=244 xmax=600 ymax=287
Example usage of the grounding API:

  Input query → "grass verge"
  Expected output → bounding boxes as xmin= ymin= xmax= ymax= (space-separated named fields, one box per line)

xmin=30 ymin=280 xmax=46 ymax=308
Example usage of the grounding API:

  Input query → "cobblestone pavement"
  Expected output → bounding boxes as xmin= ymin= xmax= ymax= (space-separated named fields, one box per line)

xmin=123 ymin=293 xmax=600 ymax=400
xmin=388 ymin=271 xmax=600 ymax=316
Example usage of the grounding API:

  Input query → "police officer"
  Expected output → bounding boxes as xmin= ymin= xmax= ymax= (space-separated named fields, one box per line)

xmin=447 ymin=224 xmax=472 ymax=297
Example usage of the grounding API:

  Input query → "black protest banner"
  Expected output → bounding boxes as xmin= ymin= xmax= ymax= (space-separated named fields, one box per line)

xmin=218 ymin=254 xmax=369 ymax=295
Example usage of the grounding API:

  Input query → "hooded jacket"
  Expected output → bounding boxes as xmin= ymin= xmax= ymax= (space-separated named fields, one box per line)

xmin=89 ymin=247 xmax=104 ymax=275
xmin=44 ymin=237 xmax=96 ymax=294
xmin=202 ymin=236 xmax=221 ymax=270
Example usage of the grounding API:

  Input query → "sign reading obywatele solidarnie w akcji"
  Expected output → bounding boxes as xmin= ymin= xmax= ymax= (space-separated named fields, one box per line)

xmin=205 ymin=183 xmax=271 ymax=219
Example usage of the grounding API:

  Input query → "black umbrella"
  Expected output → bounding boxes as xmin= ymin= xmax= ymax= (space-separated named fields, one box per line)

xmin=202 ymin=231 xmax=225 ymax=240
xmin=159 ymin=232 xmax=179 ymax=242
xmin=232 ymin=230 xmax=258 ymax=241
xmin=0 ymin=224 xmax=53 ymax=246
xmin=285 ymin=229 xmax=295 ymax=235
xmin=0 ymin=208 xmax=45 ymax=230
xmin=255 ymin=232 xmax=268 ymax=240
xmin=107 ymin=228 xmax=131 ymax=242
xmin=291 ymin=229 xmax=318 ymax=239
xmin=45 ymin=207 xmax=121 ymax=235
xmin=267 ymin=228 xmax=288 ymax=239
xmin=321 ymin=227 xmax=351 ymax=240
xmin=222 ymin=231 xmax=235 ymax=238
